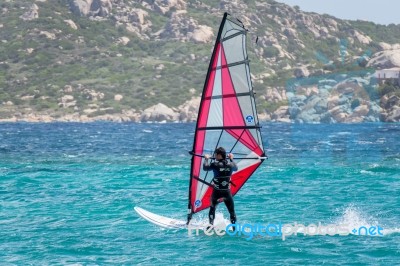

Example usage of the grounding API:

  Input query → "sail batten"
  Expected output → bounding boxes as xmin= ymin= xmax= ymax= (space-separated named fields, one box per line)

xmin=188 ymin=13 xmax=265 ymax=215
xmin=221 ymin=31 xmax=246 ymax=42
xmin=197 ymin=126 xmax=261 ymax=130
xmin=205 ymin=91 xmax=253 ymax=100
xmin=213 ymin=59 xmax=249 ymax=70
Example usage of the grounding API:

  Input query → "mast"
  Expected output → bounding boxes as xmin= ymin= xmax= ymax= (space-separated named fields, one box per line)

xmin=187 ymin=13 xmax=228 ymax=224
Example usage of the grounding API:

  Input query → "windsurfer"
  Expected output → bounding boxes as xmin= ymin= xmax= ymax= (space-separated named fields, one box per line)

xmin=203 ymin=147 xmax=238 ymax=226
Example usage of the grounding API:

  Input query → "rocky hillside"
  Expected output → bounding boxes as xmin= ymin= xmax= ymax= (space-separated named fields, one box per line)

xmin=0 ymin=0 xmax=399 ymax=122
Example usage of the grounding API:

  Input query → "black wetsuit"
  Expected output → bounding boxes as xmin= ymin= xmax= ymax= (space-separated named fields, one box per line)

xmin=203 ymin=158 xmax=238 ymax=225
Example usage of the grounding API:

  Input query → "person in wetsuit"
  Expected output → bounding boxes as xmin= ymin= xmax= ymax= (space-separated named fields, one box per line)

xmin=203 ymin=147 xmax=238 ymax=225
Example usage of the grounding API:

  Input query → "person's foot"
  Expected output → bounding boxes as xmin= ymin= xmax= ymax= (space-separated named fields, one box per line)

xmin=227 ymin=223 xmax=237 ymax=232
xmin=230 ymin=215 xmax=236 ymax=224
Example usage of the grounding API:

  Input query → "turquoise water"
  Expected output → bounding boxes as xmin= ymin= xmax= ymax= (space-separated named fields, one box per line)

xmin=0 ymin=122 xmax=399 ymax=264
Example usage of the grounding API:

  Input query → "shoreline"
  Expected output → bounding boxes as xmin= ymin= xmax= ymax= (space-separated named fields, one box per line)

xmin=0 ymin=111 xmax=398 ymax=123
xmin=0 ymin=117 xmax=398 ymax=123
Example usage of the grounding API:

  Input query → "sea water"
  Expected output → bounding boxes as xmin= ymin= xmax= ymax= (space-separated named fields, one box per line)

xmin=0 ymin=122 xmax=399 ymax=264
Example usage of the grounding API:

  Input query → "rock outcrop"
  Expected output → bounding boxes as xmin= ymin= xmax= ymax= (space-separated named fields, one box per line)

xmin=159 ymin=11 xmax=214 ymax=43
xmin=190 ymin=25 xmax=214 ymax=43
xmin=380 ymin=94 xmax=400 ymax=122
xmin=68 ymin=0 xmax=112 ymax=17
xmin=178 ymin=97 xmax=200 ymax=122
xmin=20 ymin=4 xmax=39 ymax=21
xmin=64 ymin=19 xmax=78 ymax=30
xmin=149 ymin=0 xmax=187 ymax=15
xmin=123 ymin=8 xmax=152 ymax=39
xmin=274 ymin=75 xmax=385 ymax=123
xmin=68 ymin=0 xmax=92 ymax=16
xmin=367 ymin=50 xmax=400 ymax=69
xmin=140 ymin=103 xmax=179 ymax=122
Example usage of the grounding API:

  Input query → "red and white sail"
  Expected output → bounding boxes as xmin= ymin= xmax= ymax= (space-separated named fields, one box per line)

xmin=188 ymin=13 xmax=266 ymax=214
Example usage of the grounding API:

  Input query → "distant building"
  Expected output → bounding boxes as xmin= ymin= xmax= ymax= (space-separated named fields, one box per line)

xmin=374 ymin=68 xmax=400 ymax=86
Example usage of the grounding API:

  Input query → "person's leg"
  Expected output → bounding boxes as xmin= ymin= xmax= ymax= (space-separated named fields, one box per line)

xmin=224 ymin=192 xmax=236 ymax=224
xmin=209 ymin=192 xmax=219 ymax=225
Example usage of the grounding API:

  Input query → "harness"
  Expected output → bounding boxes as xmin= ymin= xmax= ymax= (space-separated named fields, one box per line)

xmin=212 ymin=160 xmax=232 ymax=190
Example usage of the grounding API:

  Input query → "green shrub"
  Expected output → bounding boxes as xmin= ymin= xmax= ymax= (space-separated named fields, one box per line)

xmin=263 ymin=46 xmax=280 ymax=58
xmin=376 ymin=83 xmax=398 ymax=96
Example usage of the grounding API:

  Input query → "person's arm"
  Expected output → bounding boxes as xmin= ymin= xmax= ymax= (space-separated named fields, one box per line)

xmin=203 ymin=154 xmax=212 ymax=171
xmin=228 ymin=153 xmax=238 ymax=171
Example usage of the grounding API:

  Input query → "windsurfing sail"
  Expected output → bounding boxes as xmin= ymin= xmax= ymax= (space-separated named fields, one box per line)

xmin=187 ymin=13 xmax=266 ymax=221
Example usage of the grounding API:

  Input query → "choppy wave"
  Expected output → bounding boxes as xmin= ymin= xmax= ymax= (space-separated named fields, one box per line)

xmin=0 ymin=122 xmax=399 ymax=264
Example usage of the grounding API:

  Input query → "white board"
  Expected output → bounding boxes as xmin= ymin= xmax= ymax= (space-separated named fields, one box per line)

xmin=134 ymin=206 xmax=206 ymax=230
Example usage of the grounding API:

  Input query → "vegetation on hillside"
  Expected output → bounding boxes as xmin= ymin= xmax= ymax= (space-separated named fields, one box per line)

xmin=0 ymin=0 xmax=399 ymax=118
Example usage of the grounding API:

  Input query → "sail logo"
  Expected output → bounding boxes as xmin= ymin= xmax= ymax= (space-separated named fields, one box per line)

xmin=194 ymin=200 xmax=202 ymax=208
xmin=245 ymin=115 xmax=254 ymax=123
